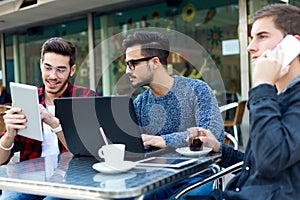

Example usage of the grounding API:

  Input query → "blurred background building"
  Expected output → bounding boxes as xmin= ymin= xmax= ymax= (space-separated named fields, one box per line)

xmin=0 ymin=0 xmax=299 ymax=146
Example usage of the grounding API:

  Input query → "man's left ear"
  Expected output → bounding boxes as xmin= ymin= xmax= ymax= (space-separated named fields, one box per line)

xmin=152 ymin=57 xmax=161 ymax=69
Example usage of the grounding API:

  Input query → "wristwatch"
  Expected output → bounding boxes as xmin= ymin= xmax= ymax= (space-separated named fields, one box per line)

xmin=51 ymin=124 xmax=62 ymax=134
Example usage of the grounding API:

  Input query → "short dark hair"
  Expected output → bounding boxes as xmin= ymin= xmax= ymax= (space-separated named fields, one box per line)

xmin=41 ymin=37 xmax=76 ymax=67
xmin=251 ymin=4 xmax=300 ymax=36
xmin=122 ymin=31 xmax=170 ymax=66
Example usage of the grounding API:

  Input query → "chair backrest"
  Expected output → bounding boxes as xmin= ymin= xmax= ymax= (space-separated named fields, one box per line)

xmin=219 ymin=102 xmax=238 ymax=113
xmin=233 ymin=100 xmax=246 ymax=125
xmin=0 ymin=104 xmax=10 ymax=133
xmin=219 ymin=100 xmax=247 ymax=124
xmin=224 ymin=132 xmax=238 ymax=150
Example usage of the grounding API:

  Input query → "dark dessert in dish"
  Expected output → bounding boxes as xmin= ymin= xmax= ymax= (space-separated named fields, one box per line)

xmin=189 ymin=137 xmax=203 ymax=151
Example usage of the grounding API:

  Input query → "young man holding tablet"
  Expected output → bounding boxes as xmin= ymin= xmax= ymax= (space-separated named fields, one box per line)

xmin=0 ymin=37 xmax=97 ymax=200
xmin=1 ymin=38 xmax=97 ymax=165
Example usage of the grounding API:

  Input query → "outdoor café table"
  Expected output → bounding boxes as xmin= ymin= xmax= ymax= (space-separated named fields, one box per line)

xmin=0 ymin=151 xmax=221 ymax=200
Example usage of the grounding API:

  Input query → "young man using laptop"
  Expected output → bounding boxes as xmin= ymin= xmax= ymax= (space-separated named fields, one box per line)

xmin=0 ymin=38 xmax=97 ymax=199
xmin=122 ymin=31 xmax=224 ymax=198
xmin=123 ymin=31 xmax=224 ymax=150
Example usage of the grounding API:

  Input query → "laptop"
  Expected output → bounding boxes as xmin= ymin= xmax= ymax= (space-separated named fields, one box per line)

xmin=54 ymin=96 xmax=172 ymax=161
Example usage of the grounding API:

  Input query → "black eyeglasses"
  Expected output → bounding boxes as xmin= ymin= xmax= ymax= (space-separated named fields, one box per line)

xmin=125 ymin=56 xmax=156 ymax=71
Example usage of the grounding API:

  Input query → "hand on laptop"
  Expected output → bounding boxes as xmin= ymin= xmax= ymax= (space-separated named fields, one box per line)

xmin=141 ymin=134 xmax=166 ymax=148
xmin=39 ymin=105 xmax=60 ymax=129
xmin=39 ymin=105 xmax=69 ymax=151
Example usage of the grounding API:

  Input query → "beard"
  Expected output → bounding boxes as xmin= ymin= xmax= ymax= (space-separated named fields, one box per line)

xmin=130 ymin=63 xmax=153 ymax=88
xmin=131 ymin=76 xmax=152 ymax=88
xmin=47 ymin=80 xmax=69 ymax=95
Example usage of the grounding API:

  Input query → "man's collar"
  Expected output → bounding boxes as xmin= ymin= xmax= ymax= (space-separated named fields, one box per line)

xmin=279 ymin=75 xmax=300 ymax=94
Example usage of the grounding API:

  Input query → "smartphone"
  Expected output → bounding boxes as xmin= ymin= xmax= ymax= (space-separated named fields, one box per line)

xmin=272 ymin=35 xmax=300 ymax=71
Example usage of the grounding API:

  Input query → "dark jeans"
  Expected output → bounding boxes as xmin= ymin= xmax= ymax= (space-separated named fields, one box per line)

xmin=0 ymin=191 xmax=68 ymax=200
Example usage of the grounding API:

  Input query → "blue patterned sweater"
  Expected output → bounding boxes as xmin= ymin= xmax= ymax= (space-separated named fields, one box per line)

xmin=134 ymin=75 xmax=224 ymax=148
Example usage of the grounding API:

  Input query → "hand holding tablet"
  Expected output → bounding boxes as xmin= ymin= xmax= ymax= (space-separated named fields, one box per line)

xmin=10 ymin=82 xmax=43 ymax=141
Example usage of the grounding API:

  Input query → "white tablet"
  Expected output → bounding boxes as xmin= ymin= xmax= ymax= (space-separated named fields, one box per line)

xmin=10 ymin=82 xmax=43 ymax=141
xmin=136 ymin=157 xmax=198 ymax=168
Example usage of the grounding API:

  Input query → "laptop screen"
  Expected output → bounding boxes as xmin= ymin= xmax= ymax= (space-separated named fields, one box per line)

xmin=54 ymin=96 xmax=146 ymax=160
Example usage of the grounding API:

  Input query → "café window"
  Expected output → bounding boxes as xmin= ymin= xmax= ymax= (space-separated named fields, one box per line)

xmin=95 ymin=0 xmax=239 ymax=105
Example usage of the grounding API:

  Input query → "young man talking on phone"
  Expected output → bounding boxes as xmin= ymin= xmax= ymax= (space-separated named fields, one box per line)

xmin=186 ymin=4 xmax=300 ymax=199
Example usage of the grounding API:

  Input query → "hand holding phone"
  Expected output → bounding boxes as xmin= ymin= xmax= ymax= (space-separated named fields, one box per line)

xmin=272 ymin=35 xmax=300 ymax=71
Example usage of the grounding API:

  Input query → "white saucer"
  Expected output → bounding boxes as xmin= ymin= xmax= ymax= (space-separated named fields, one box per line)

xmin=93 ymin=172 xmax=136 ymax=182
xmin=92 ymin=161 xmax=136 ymax=174
xmin=176 ymin=147 xmax=212 ymax=157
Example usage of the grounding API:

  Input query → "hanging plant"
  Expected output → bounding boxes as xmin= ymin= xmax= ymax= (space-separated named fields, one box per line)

xmin=203 ymin=7 xmax=216 ymax=24
xmin=152 ymin=11 xmax=159 ymax=19
xmin=141 ymin=15 xmax=149 ymax=28
xmin=209 ymin=27 xmax=223 ymax=46
xmin=182 ymin=4 xmax=196 ymax=22
xmin=118 ymin=59 xmax=126 ymax=73
xmin=211 ymin=54 xmax=222 ymax=69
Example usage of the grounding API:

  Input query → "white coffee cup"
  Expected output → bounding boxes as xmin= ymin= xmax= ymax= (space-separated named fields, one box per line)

xmin=98 ymin=144 xmax=125 ymax=168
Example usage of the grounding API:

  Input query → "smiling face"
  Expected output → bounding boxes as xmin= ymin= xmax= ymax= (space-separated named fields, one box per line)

xmin=247 ymin=17 xmax=285 ymax=64
xmin=40 ymin=52 xmax=76 ymax=97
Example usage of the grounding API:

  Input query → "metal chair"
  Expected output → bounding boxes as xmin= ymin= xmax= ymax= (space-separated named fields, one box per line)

xmin=174 ymin=161 xmax=244 ymax=199
xmin=172 ymin=101 xmax=245 ymax=200
xmin=172 ymin=133 xmax=239 ymax=199
xmin=224 ymin=132 xmax=238 ymax=150
xmin=219 ymin=100 xmax=247 ymax=143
